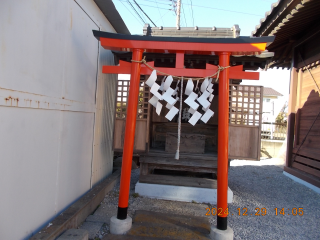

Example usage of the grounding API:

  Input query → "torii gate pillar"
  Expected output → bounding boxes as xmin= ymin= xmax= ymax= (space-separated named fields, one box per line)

xmin=110 ymin=49 xmax=143 ymax=235
xmin=217 ymin=52 xmax=230 ymax=230
xmin=117 ymin=49 xmax=143 ymax=220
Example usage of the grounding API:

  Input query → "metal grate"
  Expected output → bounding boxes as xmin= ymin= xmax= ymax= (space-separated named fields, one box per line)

xmin=116 ymin=80 xmax=149 ymax=119
xmin=229 ymin=85 xmax=263 ymax=126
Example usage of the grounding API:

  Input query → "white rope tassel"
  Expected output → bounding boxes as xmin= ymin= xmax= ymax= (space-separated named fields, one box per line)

xmin=175 ymin=77 xmax=183 ymax=160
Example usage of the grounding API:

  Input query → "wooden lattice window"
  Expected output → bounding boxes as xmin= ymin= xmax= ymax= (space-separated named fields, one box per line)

xmin=116 ymin=80 xmax=149 ymax=119
xmin=229 ymin=85 xmax=263 ymax=126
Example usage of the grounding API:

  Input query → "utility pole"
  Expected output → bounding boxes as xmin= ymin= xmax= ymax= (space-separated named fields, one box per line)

xmin=176 ymin=0 xmax=181 ymax=29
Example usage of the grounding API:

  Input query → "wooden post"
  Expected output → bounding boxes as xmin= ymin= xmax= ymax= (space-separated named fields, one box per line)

xmin=295 ymin=69 xmax=303 ymax=111
xmin=294 ymin=109 xmax=301 ymax=147
xmin=117 ymin=48 xmax=143 ymax=220
xmin=286 ymin=113 xmax=296 ymax=168
xmin=217 ymin=52 xmax=230 ymax=230
xmin=287 ymin=67 xmax=298 ymax=114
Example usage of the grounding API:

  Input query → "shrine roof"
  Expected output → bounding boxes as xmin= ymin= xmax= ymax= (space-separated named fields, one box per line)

xmin=93 ymin=30 xmax=274 ymax=56
xmin=143 ymin=24 xmax=240 ymax=38
xmin=252 ymin=0 xmax=320 ymax=69
xmin=93 ymin=30 xmax=274 ymax=45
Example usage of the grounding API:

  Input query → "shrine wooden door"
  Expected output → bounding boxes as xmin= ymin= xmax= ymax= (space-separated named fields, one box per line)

xmin=113 ymin=78 xmax=150 ymax=153
xmin=228 ymin=85 xmax=263 ymax=160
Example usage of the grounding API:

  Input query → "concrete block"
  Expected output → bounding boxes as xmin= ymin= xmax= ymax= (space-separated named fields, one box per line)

xmin=135 ymin=181 xmax=233 ymax=204
xmin=57 ymin=229 xmax=88 ymax=240
xmin=110 ymin=216 xmax=132 ymax=235
xmin=210 ymin=226 xmax=234 ymax=240
xmin=79 ymin=222 xmax=103 ymax=239
xmin=261 ymin=140 xmax=285 ymax=158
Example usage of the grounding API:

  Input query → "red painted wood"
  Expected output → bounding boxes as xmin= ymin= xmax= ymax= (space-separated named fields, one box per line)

xmin=217 ymin=52 xmax=230 ymax=219
xmin=176 ymin=51 xmax=185 ymax=69
xmin=100 ymin=37 xmax=267 ymax=55
xmin=118 ymin=49 xmax=143 ymax=209
xmin=103 ymin=61 xmax=259 ymax=80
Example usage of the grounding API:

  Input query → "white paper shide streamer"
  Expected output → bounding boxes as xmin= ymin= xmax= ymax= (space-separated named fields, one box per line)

xmin=146 ymin=72 xmax=215 ymax=125
xmin=183 ymin=78 xmax=215 ymax=125
xmin=146 ymin=72 xmax=215 ymax=159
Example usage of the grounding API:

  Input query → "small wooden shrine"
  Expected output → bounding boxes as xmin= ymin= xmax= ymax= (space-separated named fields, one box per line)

xmin=111 ymin=26 xmax=272 ymax=188
xmin=93 ymin=26 xmax=274 ymax=229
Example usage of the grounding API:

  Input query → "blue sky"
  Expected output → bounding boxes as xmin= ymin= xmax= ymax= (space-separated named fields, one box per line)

xmin=112 ymin=0 xmax=277 ymax=35
xmin=113 ymin=0 xmax=291 ymax=99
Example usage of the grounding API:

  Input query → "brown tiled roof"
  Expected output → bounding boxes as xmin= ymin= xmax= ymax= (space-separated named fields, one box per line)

xmin=252 ymin=0 xmax=320 ymax=69
xmin=263 ymin=87 xmax=283 ymax=96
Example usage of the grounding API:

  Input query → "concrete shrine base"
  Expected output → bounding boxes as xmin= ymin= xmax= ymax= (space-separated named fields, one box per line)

xmin=135 ymin=181 xmax=233 ymax=204
xmin=210 ymin=226 xmax=234 ymax=240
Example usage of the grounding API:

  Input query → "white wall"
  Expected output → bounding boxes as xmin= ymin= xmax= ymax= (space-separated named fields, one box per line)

xmin=0 ymin=1 xmax=117 ymax=239
xmin=262 ymin=96 xmax=286 ymax=122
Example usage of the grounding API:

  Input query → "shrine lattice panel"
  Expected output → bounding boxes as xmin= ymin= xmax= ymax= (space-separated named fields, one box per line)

xmin=229 ymin=85 xmax=263 ymax=126
xmin=116 ymin=80 xmax=149 ymax=119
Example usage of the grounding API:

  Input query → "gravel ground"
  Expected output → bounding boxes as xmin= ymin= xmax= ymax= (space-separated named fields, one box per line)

xmin=88 ymin=158 xmax=320 ymax=240
xmin=228 ymin=158 xmax=320 ymax=240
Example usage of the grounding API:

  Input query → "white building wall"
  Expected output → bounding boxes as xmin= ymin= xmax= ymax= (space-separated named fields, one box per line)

xmin=0 ymin=1 xmax=117 ymax=239
xmin=262 ymin=96 xmax=285 ymax=122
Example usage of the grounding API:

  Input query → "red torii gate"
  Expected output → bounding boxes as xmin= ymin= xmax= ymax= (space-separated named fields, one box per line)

xmin=93 ymin=31 xmax=274 ymax=234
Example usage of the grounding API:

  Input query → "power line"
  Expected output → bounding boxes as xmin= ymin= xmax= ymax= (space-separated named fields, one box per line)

xmin=155 ymin=0 xmax=165 ymax=26
xmin=116 ymin=0 xmax=171 ymax=11
xmin=171 ymin=0 xmax=177 ymax=15
xmin=147 ymin=0 xmax=262 ymax=16
xmin=188 ymin=2 xmax=261 ymax=16
xmin=139 ymin=2 xmax=172 ymax=10
xmin=126 ymin=0 xmax=145 ymax=24
xmin=132 ymin=1 xmax=148 ymax=23
xmin=116 ymin=0 xmax=263 ymax=28
xmin=181 ymin=2 xmax=187 ymax=27
xmin=142 ymin=0 xmax=173 ymax=6
xmin=118 ymin=0 xmax=144 ymax=25
xmin=132 ymin=0 xmax=157 ymax=27
xmin=154 ymin=9 xmax=172 ymax=24
xmin=189 ymin=0 xmax=194 ymax=26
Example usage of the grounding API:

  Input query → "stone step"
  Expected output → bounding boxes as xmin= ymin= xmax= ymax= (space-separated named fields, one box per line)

xmin=103 ymin=210 xmax=211 ymax=240
xmin=142 ymin=151 xmax=218 ymax=161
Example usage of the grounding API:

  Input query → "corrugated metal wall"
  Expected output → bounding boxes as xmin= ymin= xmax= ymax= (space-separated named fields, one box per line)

xmin=0 ymin=0 xmax=117 ymax=239
xmin=91 ymin=48 xmax=117 ymax=186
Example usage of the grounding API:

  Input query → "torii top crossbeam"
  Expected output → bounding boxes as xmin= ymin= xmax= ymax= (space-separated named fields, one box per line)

xmin=93 ymin=30 xmax=274 ymax=234
xmin=93 ymin=31 xmax=274 ymax=80
xmin=93 ymin=30 xmax=273 ymax=54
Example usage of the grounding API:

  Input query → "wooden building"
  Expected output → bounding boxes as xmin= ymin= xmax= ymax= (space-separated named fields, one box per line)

xmin=112 ymin=25 xmax=273 ymax=189
xmin=253 ymin=0 xmax=320 ymax=188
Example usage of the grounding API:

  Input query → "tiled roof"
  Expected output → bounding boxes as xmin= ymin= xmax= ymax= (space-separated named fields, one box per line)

xmin=143 ymin=24 xmax=240 ymax=38
xmin=251 ymin=0 xmax=320 ymax=69
xmin=263 ymin=87 xmax=283 ymax=96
